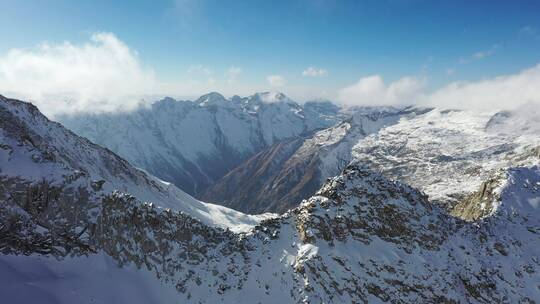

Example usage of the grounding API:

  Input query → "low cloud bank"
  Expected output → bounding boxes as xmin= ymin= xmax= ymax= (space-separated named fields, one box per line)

xmin=338 ymin=64 xmax=540 ymax=110
xmin=0 ymin=32 xmax=156 ymax=117
xmin=337 ymin=75 xmax=426 ymax=107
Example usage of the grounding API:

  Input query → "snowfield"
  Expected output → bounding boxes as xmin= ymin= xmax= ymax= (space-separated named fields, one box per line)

xmin=353 ymin=108 xmax=540 ymax=206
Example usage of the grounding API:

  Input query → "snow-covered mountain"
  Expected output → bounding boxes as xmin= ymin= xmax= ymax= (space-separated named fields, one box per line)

xmin=352 ymin=108 xmax=540 ymax=208
xmin=203 ymin=106 xmax=431 ymax=213
xmin=0 ymin=95 xmax=271 ymax=233
xmin=58 ymin=92 xmax=342 ymax=196
xmin=205 ymin=105 xmax=540 ymax=216
xmin=2 ymin=95 xmax=540 ymax=303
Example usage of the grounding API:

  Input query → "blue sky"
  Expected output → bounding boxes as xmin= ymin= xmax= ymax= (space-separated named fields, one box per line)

xmin=1 ymin=0 xmax=540 ymax=113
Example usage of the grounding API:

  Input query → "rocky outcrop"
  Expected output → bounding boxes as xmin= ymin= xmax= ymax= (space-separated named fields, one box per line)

xmin=451 ymin=172 xmax=504 ymax=221
xmin=294 ymin=165 xmax=450 ymax=251
xmin=3 ymin=159 xmax=540 ymax=303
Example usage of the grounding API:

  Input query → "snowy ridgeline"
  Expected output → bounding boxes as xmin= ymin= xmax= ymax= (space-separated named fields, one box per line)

xmin=1 ymin=163 xmax=539 ymax=303
xmin=204 ymin=105 xmax=540 ymax=214
xmin=58 ymin=92 xmax=343 ymax=197
xmin=1 ymin=95 xmax=540 ymax=303
xmin=202 ymin=106 xmax=428 ymax=213
xmin=0 ymin=94 xmax=273 ymax=232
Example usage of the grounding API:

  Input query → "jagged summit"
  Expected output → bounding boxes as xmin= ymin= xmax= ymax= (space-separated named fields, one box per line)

xmin=59 ymin=92 xmax=340 ymax=196
xmin=195 ymin=91 xmax=228 ymax=106
xmin=293 ymin=164 xmax=449 ymax=250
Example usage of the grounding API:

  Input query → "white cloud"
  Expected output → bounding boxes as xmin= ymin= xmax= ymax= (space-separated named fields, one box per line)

xmin=267 ymin=75 xmax=286 ymax=87
xmin=225 ymin=66 xmax=242 ymax=83
xmin=302 ymin=67 xmax=327 ymax=77
xmin=0 ymin=32 xmax=156 ymax=117
xmin=427 ymin=63 xmax=540 ymax=110
xmin=187 ymin=64 xmax=213 ymax=76
xmin=0 ymin=32 xmax=330 ymax=112
xmin=338 ymin=63 xmax=540 ymax=110
xmin=5 ymin=31 xmax=539 ymax=116
xmin=186 ymin=64 xmax=215 ymax=86
xmin=337 ymin=75 xmax=425 ymax=107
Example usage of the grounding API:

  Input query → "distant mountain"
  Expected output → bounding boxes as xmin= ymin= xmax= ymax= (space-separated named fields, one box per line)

xmin=203 ymin=106 xmax=431 ymax=213
xmin=1 ymin=97 xmax=538 ymax=303
xmin=59 ymin=92 xmax=342 ymax=197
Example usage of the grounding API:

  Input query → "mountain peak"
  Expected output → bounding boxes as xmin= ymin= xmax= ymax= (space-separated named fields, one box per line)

xmin=196 ymin=92 xmax=227 ymax=106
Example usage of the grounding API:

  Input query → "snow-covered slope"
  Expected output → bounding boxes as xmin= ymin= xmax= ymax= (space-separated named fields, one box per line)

xmin=2 ymin=160 xmax=539 ymax=303
xmin=203 ymin=106 xmax=430 ymax=213
xmin=2 ymin=96 xmax=539 ymax=303
xmin=0 ymin=95 xmax=270 ymax=232
xmin=58 ymin=92 xmax=341 ymax=196
xmin=288 ymin=164 xmax=540 ymax=302
xmin=352 ymin=108 xmax=540 ymax=207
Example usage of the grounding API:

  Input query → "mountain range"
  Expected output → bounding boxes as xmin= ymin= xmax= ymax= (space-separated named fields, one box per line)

xmin=1 ymin=93 xmax=539 ymax=303
xmin=59 ymin=92 xmax=341 ymax=197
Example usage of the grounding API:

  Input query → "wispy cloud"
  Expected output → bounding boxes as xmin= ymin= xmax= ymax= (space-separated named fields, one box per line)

xmin=225 ymin=66 xmax=242 ymax=83
xmin=302 ymin=66 xmax=327 ymax=77
xmin=267 ymin=75 xmax=286 ymax=87
xmin=186 ymin=64 xmax=216 ymax=86
xmin=519 ymin=26 xmax=540 ymax=39
xmin=459 ymin=44 xmax=499 ymax=64
xmin=187 ymin=64 xmax=213 ymax=76
xmin=174 ymin=0 xmax=198 ymax=15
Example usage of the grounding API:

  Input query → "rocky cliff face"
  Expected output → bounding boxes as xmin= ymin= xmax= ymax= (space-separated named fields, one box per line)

xmin=4 ymin=162 xmax=539 ymax=303
xmin=58 ymin=92 xmax=341 ymax=197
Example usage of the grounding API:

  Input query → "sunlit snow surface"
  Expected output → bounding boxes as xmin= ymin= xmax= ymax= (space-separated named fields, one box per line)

xmin=353 ymin=108 xmax=540 ymax=204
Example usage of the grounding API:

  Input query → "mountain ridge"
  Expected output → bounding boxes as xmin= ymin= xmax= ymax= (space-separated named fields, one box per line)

xmin=1 ymin=95 xmax=539 ymax=303
xmin=58 ymin=92 xmax=342 ymax=197
xmin=203 ymin=106 xmax=431 ymax=213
